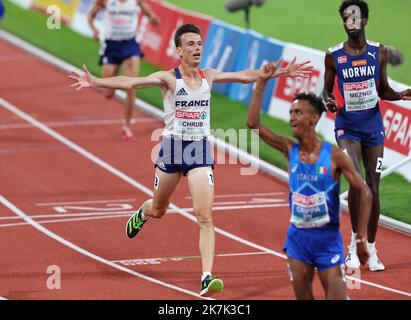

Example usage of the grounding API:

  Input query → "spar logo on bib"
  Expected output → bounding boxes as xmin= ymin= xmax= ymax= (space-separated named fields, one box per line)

xmin=293 ymin=193 xmax=320 ymax=206
xmin=344 ymin=80 xmax=374 ymax=91
xmin=200 ymin=111 xmax=207 ymax=120
xmin=176 ymin=111 xmax=201 ymax=119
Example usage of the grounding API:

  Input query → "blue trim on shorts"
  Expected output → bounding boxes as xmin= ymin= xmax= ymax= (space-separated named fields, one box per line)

xmin=283 ymin=224 xmax=345 ymax=271
xmin=99 ymin=38 xmax=144 ymax=66
xmin=335 ymin=127 xmax=385 ymax=147
xmin=155 ymin=137 xmax=215 ymax=176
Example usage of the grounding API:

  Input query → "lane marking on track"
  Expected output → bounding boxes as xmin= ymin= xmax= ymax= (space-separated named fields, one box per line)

xmin=186 ymin=192 xmax=285 ymax=199
xmin=113 ymin=252 xmax=270 ymax=266
xmin=212 ymin=199 xmax=285 ymax=205
xmin=0 ymin=203 xmax=289 ymax=227
xmin=0 ymin=296 xmax=7 ymax=300
xmin=0 ymin=213 xmax=132 ymax=228
xmin=0 ymin=117 xmax=157 ymax=130
xmin=2 ymin=97 xmax=411 ymax=298
xmin=0 ymin=196 xmax=211 ymax=300
xmin=0 ymin=211 xmax=135 ymax=221
xmin=36 ymin=199 xmax=137 ymax=206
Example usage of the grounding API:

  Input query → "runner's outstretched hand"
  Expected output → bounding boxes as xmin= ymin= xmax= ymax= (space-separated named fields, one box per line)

xmin=68 ymin=64 xmax=95 ymax=91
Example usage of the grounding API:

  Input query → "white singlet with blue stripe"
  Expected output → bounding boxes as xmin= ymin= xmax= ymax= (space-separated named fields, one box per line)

xmin=163 ymin=68 xmax=211 ymax=141
xmin=103 ymin=0 xmax=140 ymax=41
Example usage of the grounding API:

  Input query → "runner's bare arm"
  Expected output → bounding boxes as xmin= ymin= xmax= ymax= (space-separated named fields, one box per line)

xmin=333 ymin=147 xmax=371 ymax=265
xmin=137 ymin=0 xmax=160 ymax=25
xmin=323 ymin=51 xmax=338 ymax=113
xmin=247 ymin=63 xmax=295 ymax=157
xmin=379 ymin=44 xmax=411 ymax=100
xmin=88 ymin=0 xmax=105 ymax=41
xmin=68 ymin=65 xmax=166 ymax=90
xmin=205 ymin=68 xmax=262 ymax=84
xmin=206 ymin=57 xmax=313 ymax=85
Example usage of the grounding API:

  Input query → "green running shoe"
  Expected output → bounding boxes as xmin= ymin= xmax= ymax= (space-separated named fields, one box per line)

xmin=125 ymin=203 xmax=148 ymax=238
xmin=200 ymin=275 xmax=224 ymax=297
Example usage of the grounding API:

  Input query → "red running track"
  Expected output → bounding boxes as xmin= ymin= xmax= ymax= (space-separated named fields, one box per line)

xmin=0 ymin=38 xmax=410 ymax=300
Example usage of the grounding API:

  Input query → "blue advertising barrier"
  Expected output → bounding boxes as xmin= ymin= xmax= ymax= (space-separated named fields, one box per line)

xmin=228 ymin=31 xmax=285 ymax=112
xmin=200 ymin=20 xmax=247 ymax=95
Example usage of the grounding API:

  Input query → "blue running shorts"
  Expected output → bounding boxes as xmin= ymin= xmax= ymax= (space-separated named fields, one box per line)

xmin=335 ymin=127 xmax=385 ymax=147
xmin=155 ymin=137 xmax=214 ymax=176
xmin=99 ymin=38 xmax=144 ymax=66
xmin=283 ymin=224 xmax=345 ymax=271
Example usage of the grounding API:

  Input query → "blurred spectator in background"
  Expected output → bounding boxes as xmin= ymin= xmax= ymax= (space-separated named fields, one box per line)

xmin=0 ymin=0 xmax=5 ymax=22
xmin=88 ymin=0 xmax=159 ymax=141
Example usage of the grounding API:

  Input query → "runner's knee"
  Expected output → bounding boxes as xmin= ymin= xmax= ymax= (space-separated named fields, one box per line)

xmin=365 ymin=178 xmax=380 ymax=197
xmin=196 ymin=208 xmax=213 ymax=226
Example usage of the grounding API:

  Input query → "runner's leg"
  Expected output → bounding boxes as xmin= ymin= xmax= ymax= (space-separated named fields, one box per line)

xmin=318 ymin=264 xmax=347 ymax=300
xmin=143 ymin=168 xmax=182 ymax=218
xmin=121 ymin=56 xmax=140 ymax=129
xmin=101 ymin=63 xmax=120 ymax=99
xmin=187 ymin=167 xmax=215 ymax=274
xmin=337 ymin=139 xmax=363 ymax=233
xmin=287 ymin=258 xmax=315 ymax=300
xmin=361 ymin=144 xmax=384 ymax=243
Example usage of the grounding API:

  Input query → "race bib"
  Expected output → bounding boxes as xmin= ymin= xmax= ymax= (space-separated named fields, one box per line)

xmin=290 ymin=192 xmax=330 ymax=228
xmin=343 ymin=79 xmax=378 ymax=112
xmin=173 ymin=110 xmax=209 ymax=139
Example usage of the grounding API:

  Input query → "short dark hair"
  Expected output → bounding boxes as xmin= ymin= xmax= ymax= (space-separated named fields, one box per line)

xmin=293 ymin=92 xmax=326 ymax=116
xmin=174 ymin=24 xmax=201 ymax=47
xmin=339 ymin=0 xmax=369 ymax=19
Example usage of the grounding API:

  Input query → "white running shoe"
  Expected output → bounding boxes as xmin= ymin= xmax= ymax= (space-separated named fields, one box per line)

xmin=368 ymin=244 xmax=385 ymax=271
xmin=345 ymin=241 xmax=360 ymax=269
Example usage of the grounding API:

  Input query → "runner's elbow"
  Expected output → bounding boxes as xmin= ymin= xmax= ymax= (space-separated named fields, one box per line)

xmin=246 ymin=120 xmax=259 ymax=129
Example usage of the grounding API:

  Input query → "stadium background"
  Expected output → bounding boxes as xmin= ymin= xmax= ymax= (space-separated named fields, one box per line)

xmin=2 ymin=0 xmax=411 ymax=226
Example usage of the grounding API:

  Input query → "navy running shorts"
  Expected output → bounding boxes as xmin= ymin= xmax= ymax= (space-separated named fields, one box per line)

xmin=155 ymin=137 xmax=214 ymax=176
xmin=99 ymin=38 xmax=144 ymax=66
xmin=335 ymin=127 xmax=385 ymax=147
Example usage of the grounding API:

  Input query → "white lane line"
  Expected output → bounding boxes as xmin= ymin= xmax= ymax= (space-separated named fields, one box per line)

xmin=212 ymin=199 xmax=285 ymax=206
xmin=0 ymin=203 xmax=289 ymax=224
xmin=0 ymin=296 xmax=7 ymax=300
xmin=0 ymin=214 xmax=131 ymax=228
xmin=36 ymin=198 xmax=137 ymax=206
xmin=0 ymin=196 xmax=210 ymax=300
xmin=0 ymin=211 xmax=135 ymax=220
xmin=1 ymin=97 xmax=410 ymax=298
xmin=113 ymin=251 xmax=270 ymax=264
xmin=186 ymin=192 xmax=285 ymax=199
xmin=0 ymin=117 xmax=156 ymax=130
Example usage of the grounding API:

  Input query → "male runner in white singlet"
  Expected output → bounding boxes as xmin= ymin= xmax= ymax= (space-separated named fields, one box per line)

xmin=69 ymin=24 xmax=312 ymax=296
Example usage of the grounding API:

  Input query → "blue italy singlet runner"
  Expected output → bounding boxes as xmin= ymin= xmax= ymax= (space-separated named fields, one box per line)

xmin=283 ymin=141 xmax=345 ymax=270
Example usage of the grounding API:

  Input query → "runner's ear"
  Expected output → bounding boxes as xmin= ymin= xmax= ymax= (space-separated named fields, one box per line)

xmin=310 ymin=112 xmax=320 ymax=126
xmin=176 ymin=47 xmax=183 ymax=58
xmin=362 ymin=18 xmax=368 ymax=28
